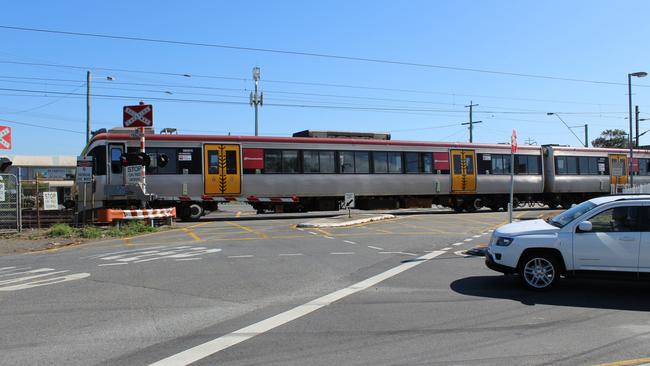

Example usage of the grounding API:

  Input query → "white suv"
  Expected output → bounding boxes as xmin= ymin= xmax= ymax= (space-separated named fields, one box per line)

xmin=485 ymin=195 xmax=650 ymax=290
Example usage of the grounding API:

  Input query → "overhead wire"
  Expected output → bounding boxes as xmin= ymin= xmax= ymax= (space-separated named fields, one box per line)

xmin=2 ymin=25 xmax=649 ymax=88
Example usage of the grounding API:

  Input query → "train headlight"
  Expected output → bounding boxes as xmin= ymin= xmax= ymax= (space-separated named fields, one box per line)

xmin=495 ymin=237 xmax=514 ymax=247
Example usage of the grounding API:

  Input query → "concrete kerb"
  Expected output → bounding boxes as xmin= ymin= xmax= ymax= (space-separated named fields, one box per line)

xmin=296 ymin=214 xmax=395 ymax=228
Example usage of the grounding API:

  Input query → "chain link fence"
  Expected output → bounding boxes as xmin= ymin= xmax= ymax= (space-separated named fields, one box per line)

xmin=0 ymin=174 xmax=20 ymax=233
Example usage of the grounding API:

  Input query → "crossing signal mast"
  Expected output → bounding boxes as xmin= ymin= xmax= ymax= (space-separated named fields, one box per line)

xmin=250 ymin=66 xmax=264 ymax=136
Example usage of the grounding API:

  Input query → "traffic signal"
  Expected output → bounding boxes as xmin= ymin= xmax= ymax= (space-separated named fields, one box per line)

xmin=157 ymin=153 xmax=169 ymax=168
xmin=119 ymin=152 xmax=151 ymax=167
xmin=0 ymin=157 xmax=12 ymax=172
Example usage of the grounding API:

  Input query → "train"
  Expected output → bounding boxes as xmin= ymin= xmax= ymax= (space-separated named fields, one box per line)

xmin=76 ymin=128 xmax=650 ymax=221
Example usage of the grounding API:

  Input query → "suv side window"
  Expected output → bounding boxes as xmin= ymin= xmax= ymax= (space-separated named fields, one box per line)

xmin=587 ymin=206 xmax=639 ymax=233
xmin=640 ymin=206 xmax=650 ymax=232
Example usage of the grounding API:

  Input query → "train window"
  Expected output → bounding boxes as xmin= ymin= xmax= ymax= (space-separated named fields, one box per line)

xmin=340 ymin=151 xmax=355 ymax=173
xmin=405 ymin=152 xmax=420 ymax=173
xmin=88 ymin=146 xmax=106 ymax=176
xmin=373 ymin=152 xmax=388 ymax=173
xmin=515 ymin=156 xmax=528 ymax=174
xmin=207 ymin=151 xmax=219 ymax=174
xmin=453 ymin=154 xmax=462 ymax=174
xmin=556 ymin=157 xmax=567 ymax=174
xmin=639 ymin=159 xmax=650 ymax=175
xmin=388 ymin=152 xmax=403 ymax=173
xmin=464 ymin=155 xmax=474 ymax=174
xmin=319 ymin=151 xmax=336 ymax=173
xmin=566 ymin=157 xmax=578 ymax=174
xmin=492 ymin=155 xmax=504 ymax=174
xmin=528 ymin=156 xmax=540 ymax=174
xmin=422 ymin=153 xmax=432 ymax=173
xmin=178 ymin=148 xmax=201 ymax=174
xmin=354 ymin=152 xmax=370 ymax=173
xmin=264 ymin=150 xmax=282 ymax=173
xmin=281 ymin=150 xmax=300 ymax=173
xmin=226 ymin=150 xmax=237 ymax=174
xmin=110 ymin=147 xmax=123 ymax=174
xmin=303 ymin=151 xmax=320 ymax=173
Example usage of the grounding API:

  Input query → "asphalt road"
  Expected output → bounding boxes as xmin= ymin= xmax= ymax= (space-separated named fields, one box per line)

xmin=1 ymin=208 xmax=649 ymax=366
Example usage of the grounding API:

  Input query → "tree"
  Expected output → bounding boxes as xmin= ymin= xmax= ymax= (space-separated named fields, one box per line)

xmin=591 ymin=129 xmax=628 ymax=148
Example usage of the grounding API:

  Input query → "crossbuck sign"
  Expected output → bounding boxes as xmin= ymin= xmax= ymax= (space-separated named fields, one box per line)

xmin=123 ymin=104 xmax=153 ymax=128
xmin=0 ymin=126 xmax=11 ymax=150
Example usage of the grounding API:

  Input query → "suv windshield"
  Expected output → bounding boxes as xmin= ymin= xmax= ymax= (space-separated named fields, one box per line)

xmin=548 ymin=201 xmax=597 ymax=228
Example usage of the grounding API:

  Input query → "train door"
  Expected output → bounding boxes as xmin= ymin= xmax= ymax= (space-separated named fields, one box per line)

xmin=204 ymin=144 xmax=241 ymax=195
xmin=450 ymin=149 xmax=477 ymax=193
xmin=609 ymin=154 xmax=628 ymax=186
xmin=107 ymin=143 xmax=125 ymax=185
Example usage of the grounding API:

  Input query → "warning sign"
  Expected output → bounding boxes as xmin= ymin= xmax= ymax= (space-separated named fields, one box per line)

xmin=42 ymin=192 xmax=58 ymax=211
xmin=126 ymin=165 xmax=143 ymax=185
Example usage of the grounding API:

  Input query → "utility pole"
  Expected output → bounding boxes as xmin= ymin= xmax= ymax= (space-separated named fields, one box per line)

xmin=634 ymin=105 xmax=639 ymax=149
xmin=583 ymin=124 xmax=588 ymax=148
xmin=462 ymin=101 xmax=482 ymax=143
xmin=86 ymin=71 xmax=91 ymax=144
xmin=249 ymin=66 xmax=264 ymax=136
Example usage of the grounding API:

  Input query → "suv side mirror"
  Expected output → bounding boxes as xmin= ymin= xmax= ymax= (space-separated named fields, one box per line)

xmin=577 ymin=221 xmax=592 ymax=232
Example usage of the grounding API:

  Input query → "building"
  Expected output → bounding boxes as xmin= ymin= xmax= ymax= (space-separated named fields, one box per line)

xmin=3 ymin=155 xmax=76 ymax=205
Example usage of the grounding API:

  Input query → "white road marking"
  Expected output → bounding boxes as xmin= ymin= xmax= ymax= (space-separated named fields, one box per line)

xmin=0 ymin=266 xmax=17 ymax=272
xmin=148 ymin=250 xmax=446 ymax=366
xmin=227 ymin=255 xmax=253 ymax=258
xmin=175 ymin=258 xmax=202 ymax=261
xmin=95 ymin=246 xmax=221 ymax=265
xmin=464 ymin=238 xmax=473 ymax=242
xmin=367 ymin=246 xmax=383 ymax=250
xmin=452 ymin=242 xmax=464 ymax=246
xmin=323 ymin=236 xmax=335 ymax=240
xmin=0 ymin=268 xmax=55 ymax=278
xmin=0 ymin=270 xmax=68 ymax=285
xmin=98 ymin=263 xmax=127 ymax=267
xmin=454 ymin=250 xmax=471 ymax=257
xmin=488 ymin=229 xmax=494 ymax=232
xmin=297 ymin=228 xmax=304 ymax=231
xmin=472 ymin=235 xmax=481 ymax=238
xmin=85 ymin=246 xmax=166 ymax=259
xmin=379 ymin=251 xmax=417 ymax=256
xmin=308 ymin=232 xmax=318 ymax=235
xmin=0 ymin=273 xmax=90 ymax=292
xmin=279 ymin=253 xmax=303 ymax=256
xmin=441 ymin=247 xmax=452 ymax=251
xmin=343 ymin=240 xmax=357 ymax=245
xmin=330 ymin=252 xmax=354 ymax=255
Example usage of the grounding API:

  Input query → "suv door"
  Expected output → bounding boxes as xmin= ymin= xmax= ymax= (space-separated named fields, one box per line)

xmin=638 ymin=205 xmax=650 ymax=277
xmin=572 ymin=204 xmax=641 ymax=274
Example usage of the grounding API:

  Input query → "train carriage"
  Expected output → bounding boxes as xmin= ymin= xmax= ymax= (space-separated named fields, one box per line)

xmin=78 ymin=128 xmax=650 ymax=221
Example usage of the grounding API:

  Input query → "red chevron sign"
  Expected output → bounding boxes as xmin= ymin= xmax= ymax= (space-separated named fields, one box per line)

xmin=123 ymin=104 xmax=153 ymax=128
xmin=0 ymin=126 xmax=11 ymax=150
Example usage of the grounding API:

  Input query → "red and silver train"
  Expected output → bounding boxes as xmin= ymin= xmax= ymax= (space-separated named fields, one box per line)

xmin=77 ymin=128 xmax=650 ymax=221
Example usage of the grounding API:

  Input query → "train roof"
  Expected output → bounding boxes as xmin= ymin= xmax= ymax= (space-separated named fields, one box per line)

xmin=89 ymin=132 xmax=542 ymax=151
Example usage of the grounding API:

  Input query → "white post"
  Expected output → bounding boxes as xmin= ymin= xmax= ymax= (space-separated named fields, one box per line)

xmin=509 ymin=152 xmax=514 ymax=223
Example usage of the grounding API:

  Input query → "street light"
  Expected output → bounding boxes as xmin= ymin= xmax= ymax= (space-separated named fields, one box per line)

xmin=628 ymin=71 xmax=647 ymax=185
xmin=86 ymin=72 xmax=115 ymax=144
xmin=546 ymin=112 xmax=588 ymax=147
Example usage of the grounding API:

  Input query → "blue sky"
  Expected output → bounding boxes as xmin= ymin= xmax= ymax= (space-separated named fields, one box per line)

xmin=1 ymin=0 xmax=649 ymax=155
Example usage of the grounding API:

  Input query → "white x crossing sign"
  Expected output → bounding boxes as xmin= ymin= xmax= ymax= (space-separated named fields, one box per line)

xmin=0 ymin=126 xmax=11 ymax=150
xmin=123 ymin=104 xmax=153 ymax=128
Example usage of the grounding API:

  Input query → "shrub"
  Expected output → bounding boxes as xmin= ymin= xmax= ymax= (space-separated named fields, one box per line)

xmin=48 ymin=224 xmax=76 ymax=238
xmin=79 ymin=226 xmax=103 ymax=239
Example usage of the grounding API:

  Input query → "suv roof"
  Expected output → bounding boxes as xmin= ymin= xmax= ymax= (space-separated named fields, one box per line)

xmin=589 ymin=195 xmax=650 ymax=206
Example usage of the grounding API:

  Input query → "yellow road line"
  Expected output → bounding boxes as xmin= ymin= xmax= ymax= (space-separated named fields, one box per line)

xmin=595 ymin=357 xmax=650 ymax=366
xmin=390 ymin=220 xmax=448 ymax=234
xmin=123 ymin=238 xmax=133 ymax=246
xmin=314 ymin=228 xmax=333 ymax=236
xmin=236 ymin=211 xmax=241 ymax=218
xmin=225 ymin=221 xmax=269 ymax=239
xmin=181 ymin=228 xmax=202 ymax=242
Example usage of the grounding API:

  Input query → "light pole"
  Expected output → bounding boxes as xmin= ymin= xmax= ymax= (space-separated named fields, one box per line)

xmin=86 ymin=71 xmax=114 ymax=144
xmin=628 ymin=72 xmax=647 ymax=185
xmin=546 ymin=112 xmax=588 ymax=147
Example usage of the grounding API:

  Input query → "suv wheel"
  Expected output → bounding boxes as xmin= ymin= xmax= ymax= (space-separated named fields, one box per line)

xmin=518 ymin=254 xmax=559 ymax=290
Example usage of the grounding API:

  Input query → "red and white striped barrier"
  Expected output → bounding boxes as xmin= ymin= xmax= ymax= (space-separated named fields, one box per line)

xmin=98 ymin=207 xmax=176 ymax=224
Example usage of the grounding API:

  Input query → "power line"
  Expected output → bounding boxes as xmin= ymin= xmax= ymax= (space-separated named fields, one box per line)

xmin=0 ymin=63 xmax=637 ymax=108
xmin=0 ymin=117 xmax=83 ymax=134
xmin=2 ymin=25 xmax=648 ymax=88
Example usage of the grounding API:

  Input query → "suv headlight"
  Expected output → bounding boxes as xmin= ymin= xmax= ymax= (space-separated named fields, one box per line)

xmin=495 ymin=237 xmax=514 ymax=247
